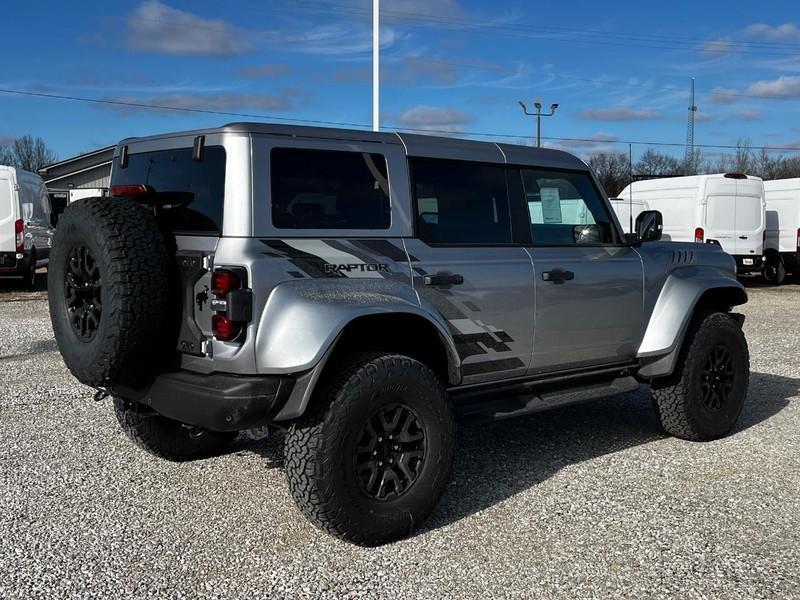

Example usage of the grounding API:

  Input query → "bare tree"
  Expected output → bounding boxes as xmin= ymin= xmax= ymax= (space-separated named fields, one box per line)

xmin=635 ymin=149 xmax=682 ymax=178
xmin=0 ymin=145 xmax=16 ymax=167
xmin=587 ymin=152 xmax=630 ymax=196
xmin=11 ymin=135 xmax=58 ymax=172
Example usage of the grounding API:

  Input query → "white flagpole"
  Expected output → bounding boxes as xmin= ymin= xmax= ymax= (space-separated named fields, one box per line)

xmin=373 ymin=0 xmax=379 ymax=132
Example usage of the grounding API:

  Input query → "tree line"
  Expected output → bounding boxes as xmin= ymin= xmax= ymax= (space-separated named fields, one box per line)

xmin=588 ymin=139 xmax=800 ymax=197
xmin=0 ymin=135 xmax=58 ymax=172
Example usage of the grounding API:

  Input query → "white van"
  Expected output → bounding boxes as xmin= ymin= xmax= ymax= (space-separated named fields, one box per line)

xmin=616 ymin=174 xmax=766 ymax=274
xmin=609 ymin=197 xmax=649 ymax=234
xmin=0 ymin=165 xmax=54 ymax=288
xmin=763 ymin=178 xmax=800 ymax=284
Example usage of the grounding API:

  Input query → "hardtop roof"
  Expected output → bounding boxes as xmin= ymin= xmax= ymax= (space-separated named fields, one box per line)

xmin=117 ymin=122 xmax=588 ymax=170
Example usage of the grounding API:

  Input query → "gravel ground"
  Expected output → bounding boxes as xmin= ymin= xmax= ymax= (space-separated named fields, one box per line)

xmin=1 ymin=276 xmax=799 ymax=599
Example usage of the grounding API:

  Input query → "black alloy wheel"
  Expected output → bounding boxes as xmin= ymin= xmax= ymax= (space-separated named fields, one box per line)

xmin=700 ymin=345 xmax=735 ymax=412
xmin=65 ymin=246 xmax=102 ymax=341
xmin=353 ymin=403 xmax=427 ymax=501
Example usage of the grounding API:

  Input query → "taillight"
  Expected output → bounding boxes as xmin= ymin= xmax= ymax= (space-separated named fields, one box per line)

xmin=210 ymin=268 xmax=251 ymax=342
xmin=109 ymin=184 xmax=153 ymax=197
xmin=796 ymin=227 xmax=800 ymax=252
xmin=14 ymin=219 xmax=24 ymax=253
xmin=211 ymin=314 xmax=241 ymax=342
xmin=211 ymin=269 xmax=241 ymax=296
xmin=694 ymin=227 xmax=704 ymax=243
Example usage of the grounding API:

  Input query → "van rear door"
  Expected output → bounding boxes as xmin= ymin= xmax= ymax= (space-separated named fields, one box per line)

xmin=733 ymin=181 xmax=765 ymax=257
xmin=0 ymin=174 xmax=16 ymax=253
xmin=706 ymin=195 xmax=736 ymax=254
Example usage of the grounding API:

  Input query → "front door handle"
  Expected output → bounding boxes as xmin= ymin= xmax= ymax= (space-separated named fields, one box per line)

xmin=542 ymin=269 xmax=575 ymax=283
xmin=739 ymin=235 xmax=748 ymax=240
xmin=423 ymin=272 xmax=464 ymax=286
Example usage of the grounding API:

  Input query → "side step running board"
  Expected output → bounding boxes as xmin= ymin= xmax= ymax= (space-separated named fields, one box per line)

xmin=455 ymin=376 xmax=640 ymax=424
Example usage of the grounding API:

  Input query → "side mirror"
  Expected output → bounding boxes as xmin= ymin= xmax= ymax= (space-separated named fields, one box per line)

xmin=635 ymin=210 xmax=663 ymax=242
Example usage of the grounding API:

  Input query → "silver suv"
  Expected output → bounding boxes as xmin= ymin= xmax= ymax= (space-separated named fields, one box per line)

xmin=48 ymin=123 xmax=749 ymax=546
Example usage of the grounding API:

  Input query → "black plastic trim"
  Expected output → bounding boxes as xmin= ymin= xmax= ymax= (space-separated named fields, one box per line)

xmin=113 ymin=371 xmax=295 ymax=432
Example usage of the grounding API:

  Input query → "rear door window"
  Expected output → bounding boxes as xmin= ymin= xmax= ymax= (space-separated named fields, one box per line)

xmin=410 ymin=158 xmax=512 ymax=244
xmin=271 ymin=148 xmax=390 ymax=230
xmin=112 ymin=147 xmax=226 ymax=234
xmin=521 ymin=169 xmax=615 ymax=244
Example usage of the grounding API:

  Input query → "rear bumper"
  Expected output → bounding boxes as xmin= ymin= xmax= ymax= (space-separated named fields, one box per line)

xmin=0 ymin=251 xmax=24 ymax=275
xmin=733 ymin=254 xmax=764 ymax=274
xmin=113 ymin=371 xmax=295 ymax=432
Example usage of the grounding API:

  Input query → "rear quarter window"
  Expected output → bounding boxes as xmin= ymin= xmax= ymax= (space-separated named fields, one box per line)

xmin=111 ymin=147 xmax=226 ymax=234
xmin=270 ymin=147 xmax=390 ymax=230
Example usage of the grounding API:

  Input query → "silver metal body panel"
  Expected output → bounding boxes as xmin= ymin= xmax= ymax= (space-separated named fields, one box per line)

xmin=110 ymin=123 xmax=747 ymax=420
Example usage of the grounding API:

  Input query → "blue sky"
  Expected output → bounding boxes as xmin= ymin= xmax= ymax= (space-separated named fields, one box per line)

xmin=2 ymin=0 xmax=800 ymax=161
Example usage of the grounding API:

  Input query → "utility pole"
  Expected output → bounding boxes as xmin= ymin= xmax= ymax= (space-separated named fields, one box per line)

xmin=373 ymin=0 xmax=380 ymax=132
xmin=685 ymin=77 xmax=697 ymax=173
xmin=518 ymin=100 xmax=559 ymax=147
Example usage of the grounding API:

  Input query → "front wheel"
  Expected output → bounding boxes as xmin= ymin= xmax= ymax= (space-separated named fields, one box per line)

xmin=763 ymin=256 xmax=786 ymax=286
xmin=284 ymin=352 xmax=455 ymax=546
xmin=651 ymin=312 xmax=749 ymax=441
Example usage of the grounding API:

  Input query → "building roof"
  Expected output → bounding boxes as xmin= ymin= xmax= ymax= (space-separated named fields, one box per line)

xmin=37 ymin=146 xmax=115 ymax=185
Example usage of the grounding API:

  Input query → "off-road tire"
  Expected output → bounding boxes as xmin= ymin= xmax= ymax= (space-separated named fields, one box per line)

xmin=284 ymin=352 xmax=455 ymax=546
xmin=113 ymin=397 xmax=236 ymax=462
xmin=48 ymin=197 xmax=176 ymax=388
xmin=651 ymin=312 xmax=749 ymax=441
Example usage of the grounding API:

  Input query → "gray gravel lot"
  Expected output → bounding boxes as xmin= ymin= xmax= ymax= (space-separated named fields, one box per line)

xmin=1 ymin=276 xmax=799 ymax=599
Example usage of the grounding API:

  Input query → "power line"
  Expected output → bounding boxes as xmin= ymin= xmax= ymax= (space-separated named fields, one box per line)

xmin=2 ymin=87 xmax=799 ymax=152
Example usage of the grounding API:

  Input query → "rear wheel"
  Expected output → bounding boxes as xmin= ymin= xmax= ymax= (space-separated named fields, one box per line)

xmin=763 ymin=255 xmax=786 ymax=285
xmin=284 ymin=352 xmax=455 ymax=546
xmin=24 ymin=251 xmax=37 ymax=291
xmin=651 ymin=312 xmax=749 ymax=441
xmin=113 ymin=397 xmax=236 ymax=461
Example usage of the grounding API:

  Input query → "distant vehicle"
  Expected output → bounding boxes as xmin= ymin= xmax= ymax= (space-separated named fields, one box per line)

xmin=69 ymin=188 xmax=108 ymax=203
xmin=616 ymin=174 xmax=766 ymax=275
xmin=0 ymin=165 xmax=54 ymax=288
xmin=762 ymin=178 xmax=800 ymax=285
xmin=609 ymin=196 xmax=649 ymax=234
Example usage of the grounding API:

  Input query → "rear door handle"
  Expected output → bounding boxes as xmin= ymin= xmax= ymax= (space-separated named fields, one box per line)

xmin=423 ymin=272 xmax=464 ymax=286
xmin=542 ymin=269 xmax=575 ymax=283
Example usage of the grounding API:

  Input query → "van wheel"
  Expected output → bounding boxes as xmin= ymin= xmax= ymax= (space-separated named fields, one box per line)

xmin=762 ymin=256 xmax=786 ymax=285
xmin=651 ymin=312 xmax=749 ymax=441
xmin=24 ymin=251 xmax=37 ymax=291
xmin=112 ymin=397 xmax=236 ymax=461
xmin=284 ymin=352 xmax=455 ymax=546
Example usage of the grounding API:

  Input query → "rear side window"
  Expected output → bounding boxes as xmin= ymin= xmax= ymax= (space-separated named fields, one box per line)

xmin=521 ymin=169 xmax=614 ymax=244
xmin=112 ymin=147 xmax=226 ymax=234
xmin=271 ymin=148 xmax=390 ymax=230
xmin=411 ymin=158 xmax=512 ymax=244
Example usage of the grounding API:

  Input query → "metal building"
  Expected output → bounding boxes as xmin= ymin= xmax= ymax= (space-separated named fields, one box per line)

xmin=38 ymin=146 xmax=114 ymax=191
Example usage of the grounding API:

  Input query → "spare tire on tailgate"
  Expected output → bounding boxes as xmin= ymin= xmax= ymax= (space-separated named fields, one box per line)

xmin=48 ymin=196 xmax=177 ymax=388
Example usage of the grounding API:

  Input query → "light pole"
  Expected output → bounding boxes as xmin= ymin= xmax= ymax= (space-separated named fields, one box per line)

xmin=373 ymin=0 xmax=379 ymax=132
xmin=518 ymin=100 xmax=558 ymax=147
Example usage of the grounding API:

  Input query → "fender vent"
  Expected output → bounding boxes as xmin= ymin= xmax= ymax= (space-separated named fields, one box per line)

xmin=671 ymin=250 xmax=695 ymax=265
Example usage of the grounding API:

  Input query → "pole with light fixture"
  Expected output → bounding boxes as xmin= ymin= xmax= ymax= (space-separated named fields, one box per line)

xmin=373 ymin=0 xmax=380 ymax=132
xmin=518 ymin=100 xmax=559 ymax=147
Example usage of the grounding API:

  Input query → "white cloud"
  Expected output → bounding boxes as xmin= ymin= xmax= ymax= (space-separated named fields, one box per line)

xmin=709 ymin=87 xmax=740 ymax=104
xmin=235 ymin=64 xmax=292 ymax=79
xmin=395 ymin=106 xmax=474 ymax=131
xmin=353 ymin=0 xmax=463 ymax=17
xmin=746 ymin=75 xmax=800 ymax=98
xmin=127 ymin=1 xmax=253 ymax=57
xmin=701 ymin=38 xmax=734 ymax=55
xmin=745 ymin=23 xmax=800 ymax=40
xmin=576 ymin=107 xmax=659 ymax=121
xmin=103 ymin=90 xmax=306 ymax=114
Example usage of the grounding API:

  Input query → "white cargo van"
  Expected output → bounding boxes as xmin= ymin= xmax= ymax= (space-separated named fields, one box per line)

xmin=0 ymin=165 xmax=54 ymax=288
xmin=616 ymin=174 xmax=766 ymax=274
xmin=763 ymin=178 xmax=800 ymax=284
xmin=609 ymin=197 xmax=649 ymax=234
